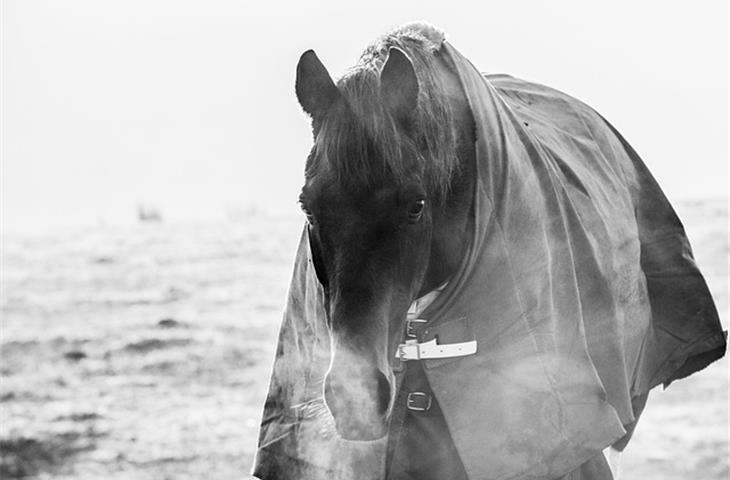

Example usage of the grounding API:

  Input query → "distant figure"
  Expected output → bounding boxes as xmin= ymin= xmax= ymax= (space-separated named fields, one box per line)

xmin=137 ymin=205 xmax=162 ymax=223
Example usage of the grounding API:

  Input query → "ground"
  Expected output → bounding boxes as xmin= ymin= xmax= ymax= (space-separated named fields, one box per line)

xmin=0 ymin=200 xmax=727 ymax=479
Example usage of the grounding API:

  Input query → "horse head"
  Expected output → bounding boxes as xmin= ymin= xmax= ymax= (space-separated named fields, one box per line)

xmin=295 ymin=28 xmax=475 ymax=440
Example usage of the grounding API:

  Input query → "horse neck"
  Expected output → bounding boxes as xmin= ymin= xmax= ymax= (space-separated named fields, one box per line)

xmin=420 ymin=72 xmax=476 ymax=297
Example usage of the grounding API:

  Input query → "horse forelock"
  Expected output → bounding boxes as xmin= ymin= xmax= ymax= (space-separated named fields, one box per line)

xmin=306 ymin=24 xmax=460 ymax=201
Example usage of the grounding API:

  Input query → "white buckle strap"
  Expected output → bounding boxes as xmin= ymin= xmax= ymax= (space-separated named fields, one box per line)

xmin=395 ymin=338 xmax=477 ymax=361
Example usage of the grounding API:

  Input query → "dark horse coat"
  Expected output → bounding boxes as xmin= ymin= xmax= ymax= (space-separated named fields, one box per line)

xmin=253 ymin=36 xmax=726 ymax=480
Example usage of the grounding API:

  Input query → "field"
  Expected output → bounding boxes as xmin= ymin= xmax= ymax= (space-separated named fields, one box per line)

xmin=1 ymin=200 xmax=727 ymax=479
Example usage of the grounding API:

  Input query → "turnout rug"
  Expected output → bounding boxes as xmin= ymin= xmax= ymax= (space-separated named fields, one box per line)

xmin=253 ymin=30 xmax=726 ymax=480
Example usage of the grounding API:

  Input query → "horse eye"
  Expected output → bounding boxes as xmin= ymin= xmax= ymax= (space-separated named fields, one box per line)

xmin=408 ymin=199 xmax=425 ymax=222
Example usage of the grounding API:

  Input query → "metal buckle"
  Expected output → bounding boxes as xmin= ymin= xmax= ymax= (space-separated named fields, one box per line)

xmin=406 ymin=392 xmax=432 ymax=411
xmin=406 ymin=318 xmax=428 ymax=338
xmin=397 ymin=340 xmax=420 ymax=361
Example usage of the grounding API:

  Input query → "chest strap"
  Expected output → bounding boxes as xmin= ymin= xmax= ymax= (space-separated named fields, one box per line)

xmin=395 ymin=338 xmax=478 ymax=361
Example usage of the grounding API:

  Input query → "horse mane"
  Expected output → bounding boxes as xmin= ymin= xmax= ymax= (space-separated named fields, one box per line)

xmin=307 ymin=22 xmax=460 ymax=201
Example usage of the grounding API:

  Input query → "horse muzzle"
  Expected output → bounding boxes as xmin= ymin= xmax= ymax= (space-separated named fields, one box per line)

xmin=323 ymin=358 xmax=394 ymax=441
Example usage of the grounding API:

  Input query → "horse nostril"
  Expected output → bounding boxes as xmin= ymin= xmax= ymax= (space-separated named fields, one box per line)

xmin=323 ymin=375 xmax=339 ymax=416
xmin=375 ymin=370 xmax=391 ymax=416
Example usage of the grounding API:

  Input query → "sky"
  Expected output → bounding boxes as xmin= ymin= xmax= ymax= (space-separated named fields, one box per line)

xmin=1 ymin=0 xmax=728 ymax=231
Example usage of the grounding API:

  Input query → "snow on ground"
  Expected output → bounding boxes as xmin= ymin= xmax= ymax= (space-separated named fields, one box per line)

xmin=0 ymin=199 xmax=727 ymax=479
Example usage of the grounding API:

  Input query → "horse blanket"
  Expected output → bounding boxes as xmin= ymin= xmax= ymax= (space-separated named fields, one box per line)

xmin=253 ymin=38 xmax=726 ymax=480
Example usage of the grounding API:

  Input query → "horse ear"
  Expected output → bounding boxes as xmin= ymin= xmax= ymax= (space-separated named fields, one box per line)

xmin=380 ymin=47 xmax=419 ymax=124
xmin=296 ymin=50 xmax=340 ymax=120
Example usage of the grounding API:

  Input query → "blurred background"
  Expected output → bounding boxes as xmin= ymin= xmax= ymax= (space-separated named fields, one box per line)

xmin=1 ymin=1 xmax=727 ymax=478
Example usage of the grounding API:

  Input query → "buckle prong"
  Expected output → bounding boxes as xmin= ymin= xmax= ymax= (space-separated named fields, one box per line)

xmin=406 ymin=392 xmax=432 ymax=411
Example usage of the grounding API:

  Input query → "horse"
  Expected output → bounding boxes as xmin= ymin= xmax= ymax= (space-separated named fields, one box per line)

xmin=253 ymin=22 xmax=725 ymax=480
xmin=295 ymin=25 xmax=475 ymax=442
